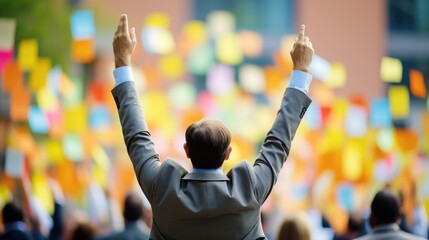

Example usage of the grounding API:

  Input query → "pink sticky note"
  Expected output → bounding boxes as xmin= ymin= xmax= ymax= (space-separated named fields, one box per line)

xmin=0 ymin=50 xmax=13 ymax=73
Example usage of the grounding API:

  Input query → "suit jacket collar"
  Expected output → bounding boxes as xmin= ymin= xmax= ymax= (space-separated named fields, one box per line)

xmin=371 ymin=223 xmax=399 ymax=234
xmin=183 ymin=172 xmax=230 ymax=181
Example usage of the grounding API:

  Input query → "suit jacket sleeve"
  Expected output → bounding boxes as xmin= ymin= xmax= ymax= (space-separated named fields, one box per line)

xmin=111 ymin=81 xmax=160 ymax=201
xmin=252 ymin=87 xmax=312 ymax=204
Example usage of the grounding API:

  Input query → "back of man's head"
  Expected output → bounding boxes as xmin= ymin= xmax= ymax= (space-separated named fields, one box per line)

xmin=123 ymin=192 xmax=144 ymax=222
xmin=370 ymin=189 xmax=401 ymax=227
xmin=185 ymin=119 xmax=231 ymax=169
xmin=2 ymin=201 xmax=24 ymax=224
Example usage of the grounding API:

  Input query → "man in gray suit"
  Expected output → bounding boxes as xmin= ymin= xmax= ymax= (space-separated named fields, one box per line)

xmin=354 ymin=190 xmax=426 ymax=240
xmin=112 ymin=14 xmax=314 ymax=239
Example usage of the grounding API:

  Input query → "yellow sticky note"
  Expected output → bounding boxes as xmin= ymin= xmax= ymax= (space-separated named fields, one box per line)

xmin=380 ymin=57 xmax=402 ymax=83
xmin=18 ymin=39 xmax=38 ymax=71
xmin=65 ymin=103 xmax=87 ymax=133
xmin=46 ymin=139 xmax=63 ymax=164
xmin=37 ymin=86 xmax=59 ymax=112
xmin=409 ymin=69 xmax=427 ymax=99
xmin=342 ymin=140 xmax=363 ymax=181
xmin=325 ymin=62 xmax=346 ymax=88
xmin=29 ymin=57 xmax=51 ymax=91
xmin=216 ymin=33 xmax=242 ymax=65
xmin=183 ymin=21 xmax=207 ymax=47
xmin=32 ymin=171 xmax=54 ymax=214
xmin=388 ymin=85 xmax=409 ymax=119
xmin=158 ymin=53 xmax=184 ymax=79
xmin=145 ymin=12 xmax=170 ymax=29
xmin=141 ymin=92 xmax=170 ymax=127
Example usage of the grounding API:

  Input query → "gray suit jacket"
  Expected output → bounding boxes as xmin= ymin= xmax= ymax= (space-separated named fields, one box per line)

xmin=112 ymin=81 xmax=311 ymax=240
xmin=353 ymin=224 xmax=426 ymax=240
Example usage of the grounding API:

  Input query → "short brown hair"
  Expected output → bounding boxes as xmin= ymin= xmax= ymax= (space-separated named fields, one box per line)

xmin=277 ymin=216 xmax=310 ymax=240
xmin=185 ymin=119 xmax=231 ymax=169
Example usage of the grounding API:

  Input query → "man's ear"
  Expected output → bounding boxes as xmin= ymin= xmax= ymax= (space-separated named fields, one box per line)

xmin=224 ymin=146 xmax=232 ymax=161
xmin=183 ymin=143 xmax=190 ymax=158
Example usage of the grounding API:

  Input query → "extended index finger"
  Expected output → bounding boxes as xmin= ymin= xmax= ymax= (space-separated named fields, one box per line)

xmin=298 ymin=24 xmax=305 ymax=41
xmin=121 ymin=14 xmax=129 ymax=37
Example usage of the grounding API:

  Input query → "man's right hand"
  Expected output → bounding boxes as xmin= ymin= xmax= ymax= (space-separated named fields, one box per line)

xmin=290 ymin=25 xmax=314 ymax=73
xmin=113 ymin=14 xmax=137 ymax=68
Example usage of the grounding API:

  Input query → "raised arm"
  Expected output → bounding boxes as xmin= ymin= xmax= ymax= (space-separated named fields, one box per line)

xmin=112 ymin=14 xmax=161 ymax=201
xmin=252 ymin=25 xmax=314 ymax=203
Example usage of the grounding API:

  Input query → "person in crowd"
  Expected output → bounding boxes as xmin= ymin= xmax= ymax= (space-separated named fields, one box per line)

xmin=277 ymin=215 xmax=310 ymax=240
xmin=354 ymin=189 xmax=426 ymax=240
xmin=111 ymin=13 xmax=314 ymax=239
xmin=97 ymin=192 xmax=149 ymax=240
xmin=0 ymin=201 xmax=34 ymax=240
xmin=334 ymin=213 xmax=365 ymax=240
xmin=70 ymin=222 xmax=96 ymax=240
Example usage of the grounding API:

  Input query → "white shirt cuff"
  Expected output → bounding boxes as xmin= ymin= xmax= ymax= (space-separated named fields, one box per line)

xmin=288 ymin=70 xmax=312 ymax=94
xmin=113 ymin=66 xmax=134 ymax=87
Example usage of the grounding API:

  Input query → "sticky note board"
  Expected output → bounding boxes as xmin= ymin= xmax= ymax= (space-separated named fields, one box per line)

xmin=62 ymin=134 xmax=83 ymax=162
xmin=239 ymin=30 xmax=263 ymax=57
xmin=409 ymin=69 xmax=427 ymax=99
xmin=325 ymin=62 xmax=346 ymax=88
xmin=238 ymin=64 xmax=265 ymax=94
xmin=71 ymin=39 xmax=95 ymax=63
xmin=5 ymin=148 xmax=24 ymax=178
xmin=380 ymin=57 xmax=402 ymax=83
xmin=207 ymin=64 xmax=234 ymax=95
xmin=388 ymin=85 xmax=409 ymax=119
xmin=29 ymin=57 xmax=51 ymax=91
xmin=144 ymin=12 xmax=170 ymax=29
xmin=10 ymin=87 xmax=30 ymax=121
xmin=310 ymin=55 xmax=331 ymax=81
xmin=2 ymin=61 xmax=23 ymax=93
xmin=216 ymin=33 xmax=242 ymax=65
xmin=207 ymin=11 xmax=235 ymax=39
xmin=370 ymin=98 xmax=391 ymax=128
xmin=0 ymin=18 xmax=16 ymax=50
xmin=28 ymin=106 xmax=49 ymax=134
xmin=0 ymin=50 xmax=13 ymax=74
xmin=71 ymin=10 xmax=95 ymax=39
xmin=187 ymin=44 xmax=214 ymax=75
xmin=18 ymin=39 xmax=38 ymax=71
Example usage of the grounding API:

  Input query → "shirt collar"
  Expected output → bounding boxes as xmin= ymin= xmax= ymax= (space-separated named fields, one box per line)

xmin=191 ymin=168 xmax=223 ymax=174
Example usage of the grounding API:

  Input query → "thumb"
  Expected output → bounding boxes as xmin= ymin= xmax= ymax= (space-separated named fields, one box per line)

xmin=130 ymin=27 xmax=137 ymax=44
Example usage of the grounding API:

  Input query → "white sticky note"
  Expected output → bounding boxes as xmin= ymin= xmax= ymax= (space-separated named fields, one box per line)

xmin=5 ymin=148 xmax=24 ymax=178
xmin=0 ymin=18 xmax=16 ymax=50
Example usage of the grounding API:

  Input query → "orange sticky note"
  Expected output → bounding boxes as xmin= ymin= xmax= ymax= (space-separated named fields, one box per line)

xmin=10 ymin=87 xmax=30 ymax=121
xmin=18 ymin=39 xmax=38 ymax=71
xmin=2 ymin=61 xmax=23 ymax=92
xmin=388 ymin=85 xmax=409 ymax=119
xmin=29 ymin=57 xmax=51 ymax=91
xmin=264 ymin=66 xmax=283 ymax=94
xmin=273 ymin=50 xmax=293 ymax=77
xmin=409 ymin=69 xmax=427 ymax=99
xmin=72 ymin=39 xmax=95 ymax=63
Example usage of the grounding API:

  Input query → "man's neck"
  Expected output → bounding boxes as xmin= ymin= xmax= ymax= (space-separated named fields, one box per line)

xmin=191 ymin=168 xmax=223 ymax=174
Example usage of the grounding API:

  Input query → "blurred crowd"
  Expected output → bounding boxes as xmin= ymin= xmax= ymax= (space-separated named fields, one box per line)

xmin=0 ymin=175 xmax=427 ymax=240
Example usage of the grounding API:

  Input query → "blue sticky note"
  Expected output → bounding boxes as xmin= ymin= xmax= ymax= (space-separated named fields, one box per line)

xmin=303 ymin=101 xmax=322 ymax=129
xmin=62 ymin=134 xmax=83 ymax=162
xmin=89 ymin=105 xmax=111 ymax=131
xmin=370 ymin=98 xmax=391 ymax=128
xmin=345 ymin=105 xmax=367 ymax=137
xmin=71 ymin=10 xmax=95 ymax=39
xmin=48 ymin=66 xmax=62 ymax=97
xmin=336 ymin=183 xmax=354 ymax=212
xmin=309 ymin=55 xmax=331 ymax=81
xmin=28 ymin=106 xmax=49 ymax=134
